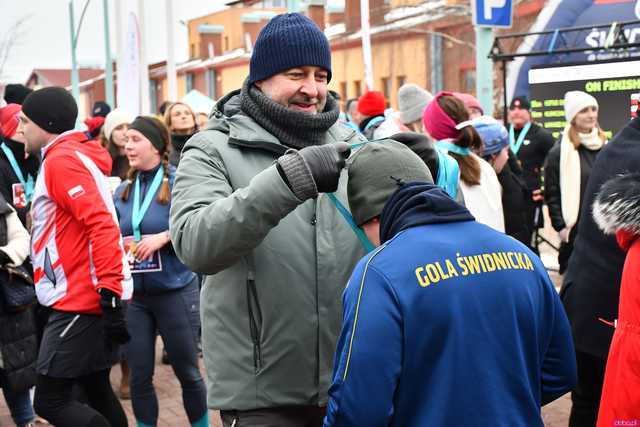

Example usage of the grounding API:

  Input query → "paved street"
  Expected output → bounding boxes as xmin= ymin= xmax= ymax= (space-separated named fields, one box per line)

xmin=0 ymin=334 xmax=571 ymax=426
xmin=0 ymin=221 xmax=573 ymax=426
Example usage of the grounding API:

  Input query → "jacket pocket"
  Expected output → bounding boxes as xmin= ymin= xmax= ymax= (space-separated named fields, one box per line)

xmin=246 ymin=272 xmax=262 ymax=373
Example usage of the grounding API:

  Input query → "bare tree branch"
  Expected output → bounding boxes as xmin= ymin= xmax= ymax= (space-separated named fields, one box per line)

xmin=0 ymin=15 xmax=31 ymax=80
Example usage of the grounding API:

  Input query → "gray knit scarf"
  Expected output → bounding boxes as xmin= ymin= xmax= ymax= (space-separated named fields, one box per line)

xmin=240 ymin=78 xmax=339 ymax=149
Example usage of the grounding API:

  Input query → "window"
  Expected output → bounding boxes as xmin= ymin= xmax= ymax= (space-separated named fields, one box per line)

xmin=149 ymin=80 xmax=158 ymax=114
xmin=207 ymin=69 xmax=217 ymax=99
xmin=354 ymin=80 xmax=362 ymax=97
xmin=397 ymin=75 xmax=406 ymax=90
xmin=186 ymin=74 xmax=194 ymax=92
xmin=224 ymin=36 xmax=229 ymax=52
xmin=190 ymin=44 xmax=196 ymax=59
xmin=381 ymin=77 xmax=391 ymax=100
xmin=340 ymin=81 xmax=347 ymax=101
xmin=462 ymin=69 xmax=476 ymax=94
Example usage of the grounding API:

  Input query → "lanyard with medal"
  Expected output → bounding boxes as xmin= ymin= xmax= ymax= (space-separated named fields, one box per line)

xmin=1 ymin=143 xmax=34 ymax=202
xmin=509 ymin=122 xmax=532 ymax=155
xmin=130 ymin=166 xmax=164 ymax=253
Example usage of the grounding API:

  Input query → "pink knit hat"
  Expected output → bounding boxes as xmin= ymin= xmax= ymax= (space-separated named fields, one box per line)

xmin=453 ymin=92 xmax=483 ymax=115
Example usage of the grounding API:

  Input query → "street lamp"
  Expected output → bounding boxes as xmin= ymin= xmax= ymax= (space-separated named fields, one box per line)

xmin=68 ymin=0 xmax=114 ymax=108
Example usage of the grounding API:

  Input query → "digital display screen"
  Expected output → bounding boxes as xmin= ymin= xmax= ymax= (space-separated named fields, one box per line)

xmin=528 ymin=59 xmax=640 ymax=139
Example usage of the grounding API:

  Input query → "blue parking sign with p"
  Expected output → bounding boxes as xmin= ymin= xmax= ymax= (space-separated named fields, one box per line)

xmin=472 ymin=0 xmax=513 ymax=28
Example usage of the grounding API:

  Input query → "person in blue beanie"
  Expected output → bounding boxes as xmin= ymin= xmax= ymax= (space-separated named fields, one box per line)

xmin=323 ymin=140 xmax=577 ymax=427
xmin=113 ymin=116 xmax=208 ymax=427
xmin=473 ymin=116 xmax=532 ymax=246
xmin=170 ymin=12 xmax=364 ymax=427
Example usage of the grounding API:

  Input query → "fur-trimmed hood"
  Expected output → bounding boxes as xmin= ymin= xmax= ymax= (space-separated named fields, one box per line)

xmin=593 ymin=173 xmax=640 ymax=236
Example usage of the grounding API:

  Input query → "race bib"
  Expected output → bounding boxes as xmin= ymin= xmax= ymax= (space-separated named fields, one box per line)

xmin=12 ymin=183 xmax=27 ymax=209
xmin=123 ymin=235 xmax=163 ymax=273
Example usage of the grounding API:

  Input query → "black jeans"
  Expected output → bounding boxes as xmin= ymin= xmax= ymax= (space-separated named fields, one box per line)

xmin=569 ymin=350 xmax=607 ymax=427
xmin=34 ymin=369 xmax=127 ymax=427
xmin=221 ymin=406 xmax=326 ymax=427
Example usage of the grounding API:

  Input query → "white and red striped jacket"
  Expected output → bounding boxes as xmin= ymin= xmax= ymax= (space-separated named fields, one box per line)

xmin=30 ymin=131 xmax=132 ymax=314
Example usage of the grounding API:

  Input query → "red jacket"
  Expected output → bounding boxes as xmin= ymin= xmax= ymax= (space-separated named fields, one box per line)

xmin=594 ymin=173 xmax=640 ymax=425
xmin=30 ymin=131 xmax=132 ymax=314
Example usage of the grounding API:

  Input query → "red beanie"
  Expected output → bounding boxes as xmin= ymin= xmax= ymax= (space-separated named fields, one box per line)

xmin=0 ymin=104 xmax=21 ymax=140
xmin=84 ymin=116 xmax=105 ymax=135
xmin=357 ymin=91 xmax=386 ymax=117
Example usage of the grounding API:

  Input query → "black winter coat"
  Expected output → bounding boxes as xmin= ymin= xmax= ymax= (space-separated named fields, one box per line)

xmin=560 ymin=117 xmax=640 ymax=360
xmin=544 ymin=140 xmax=600 ymax=273
xmin=498 ymin=160 xmax=531 ymax=246
xmin=0 ymin=197 xmax=37 ymax=392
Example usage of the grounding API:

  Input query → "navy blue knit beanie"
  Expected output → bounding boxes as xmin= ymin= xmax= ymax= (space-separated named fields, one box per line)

xmin=249 ymin=13 xmax=332 ymax=84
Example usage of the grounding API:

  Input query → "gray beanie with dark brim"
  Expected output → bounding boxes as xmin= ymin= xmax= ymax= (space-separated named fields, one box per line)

xmin=348 ymin=139 xmax=433 ymax=226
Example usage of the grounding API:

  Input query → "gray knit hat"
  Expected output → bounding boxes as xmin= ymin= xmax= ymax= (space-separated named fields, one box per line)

xmin=398 ymin=83 xmax=433 ymax=125
xmin=348 ymin=140 xmax=433 ymax=226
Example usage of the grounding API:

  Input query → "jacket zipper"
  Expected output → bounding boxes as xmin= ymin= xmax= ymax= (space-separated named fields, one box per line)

xmin=246 ymin=271 xmax=262 ymax=373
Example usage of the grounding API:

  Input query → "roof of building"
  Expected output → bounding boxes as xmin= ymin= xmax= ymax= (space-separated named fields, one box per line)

xmin=26 ymin=68 xmax=104 ymax=88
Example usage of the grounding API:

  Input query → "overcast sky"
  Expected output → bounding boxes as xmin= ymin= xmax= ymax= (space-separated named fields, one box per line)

xmin=0 ymin=0 xmax=229 ymax=83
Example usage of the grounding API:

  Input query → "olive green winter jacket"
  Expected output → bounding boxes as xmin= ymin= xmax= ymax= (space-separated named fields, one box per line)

xmin=169 ymin=90 xmax=364 ymax=410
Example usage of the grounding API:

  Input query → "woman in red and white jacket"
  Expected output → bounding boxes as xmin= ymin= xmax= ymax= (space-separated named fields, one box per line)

xmin=593 ymin=173 xmax=640 ymax=425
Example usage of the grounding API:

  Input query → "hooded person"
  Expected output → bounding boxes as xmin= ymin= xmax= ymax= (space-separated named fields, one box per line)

xmin=0 ymin=103 xmax=40 ymax=226
xmin=169 ymin=12 xmax=363 ymax=426
xmin=323 ymin=140 xmax=576 ymax=427
xmin=545 ymin=90 xmax=606 ymax=274
xmin=592 ymin=173 xmax=640 ymax=426
xmin=473 ymin=116 xmax=531 ymax=246
xmin=18 ymin=86 xmax=132 ymax=427
xmin=423 ymin=92 xmax=504 ymax=232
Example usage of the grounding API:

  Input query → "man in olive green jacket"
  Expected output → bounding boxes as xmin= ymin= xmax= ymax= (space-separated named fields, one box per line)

xmin=169 ymin=13 xmax=364 ymax=427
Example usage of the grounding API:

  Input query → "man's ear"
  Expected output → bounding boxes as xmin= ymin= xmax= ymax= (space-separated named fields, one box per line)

xmin=254 ymin=80 xmax=263 ymax=90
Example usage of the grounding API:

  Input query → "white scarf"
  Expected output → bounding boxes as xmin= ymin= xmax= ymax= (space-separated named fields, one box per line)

xmin=559 ymin=126 xmax=605 ymax=229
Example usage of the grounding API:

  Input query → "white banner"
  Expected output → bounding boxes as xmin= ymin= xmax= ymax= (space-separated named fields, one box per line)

xmin=117 ymin=11 xmax=141 ymax=115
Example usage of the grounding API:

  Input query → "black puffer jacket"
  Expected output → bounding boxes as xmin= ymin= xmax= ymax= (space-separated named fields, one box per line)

xmin=560 ymin=117 xmax=640 ymax=360
xmin=0 ymin=197 xmax=37 ymax=393
xmin=544 ymin=140 xmax=600 ymax=272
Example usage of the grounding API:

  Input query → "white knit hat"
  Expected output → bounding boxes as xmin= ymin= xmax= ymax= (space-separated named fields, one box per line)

xmin=398 ymin=83 xmax=433 ymax=125
xmin=103 ymin=108 xmax=134 ymax=141
xmin=564 ymin=91 xmax=598 ymax=124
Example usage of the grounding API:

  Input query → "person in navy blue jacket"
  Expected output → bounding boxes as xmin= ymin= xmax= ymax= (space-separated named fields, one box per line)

xmin=323 ymin=140 xmax=577 ymax=427
xmin=113 ymin=116 xmax=208 ymax=427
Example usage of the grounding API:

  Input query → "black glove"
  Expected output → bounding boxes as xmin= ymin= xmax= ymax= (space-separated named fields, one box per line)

xmin=98 ymin=288 xmax=130 ymax=345
xmin=277 ymin=143 xmax=351 ymax=200
xmin=0 ymin=250 xmax=12 ymax=266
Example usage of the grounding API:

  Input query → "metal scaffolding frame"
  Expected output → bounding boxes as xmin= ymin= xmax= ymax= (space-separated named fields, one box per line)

xmin=488 ymin=19 xmax=640 ymax=122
